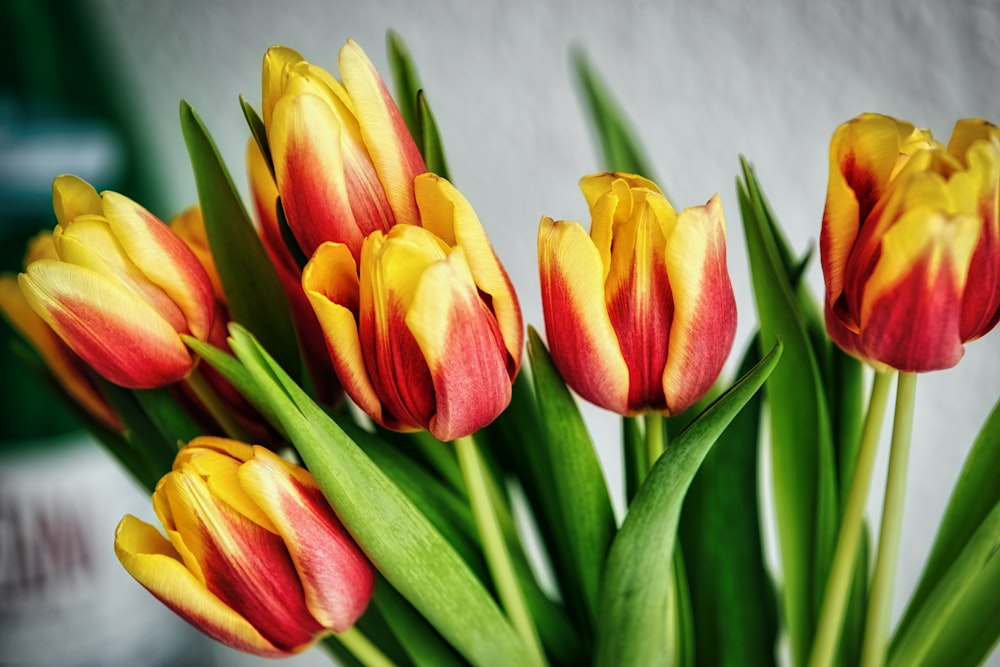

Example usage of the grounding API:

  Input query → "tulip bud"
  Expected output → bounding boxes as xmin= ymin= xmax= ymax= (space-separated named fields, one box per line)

xmin=17 ymin=175 xmax=215 ymax=389
xmin=303 ymin=174 xmax=523 ymax=441
xmin=821 ymin=113 xmax=1000 ymax=372
xmin=114 ymin=437 xmax=374 ymax=657
xmin=0 ymin=233 xmax=121 ymax=431
xmin=262 ymin=39 xmax=426 ymax=260
xmin=539 ymin=173 xmax=736 ymax=416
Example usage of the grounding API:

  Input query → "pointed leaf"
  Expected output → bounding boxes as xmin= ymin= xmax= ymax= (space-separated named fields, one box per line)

xmin=386 ymin=30 xmax=422 ymax=145
xmin=595 ymin=339 xmax=782 ymax=667
xmin=739 ymin=157 xmax=838 ymax=666
xmin=678 ymin=340 xmax=779 ymax=667
xmin=417 ymin=91 xmax=450 ymax=179
xmin=571 ymin=48 xmax=654 ymax=178
xmin=527 ymin=326 xmax=616 ymax=636
xmin=240 ymin=96 xmax=274 ymax=180
xmin=179 ymin=100 xmax=302 ymax=383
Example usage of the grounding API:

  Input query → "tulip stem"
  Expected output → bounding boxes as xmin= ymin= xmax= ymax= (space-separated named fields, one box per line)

xmin=807 ymin=370 xmax=894 ymax=667
xmin=184 ymin=367 xmax=251 ymax=441
xmin=328 ymin=626 xmax=396 ymax=667
xmin=860 ymin=371 xmax=918 ymax=667
xmin=454 ymin=435 xmax=547 ymax=667
xmin=645 ymin=412 xmax=665 ymax=471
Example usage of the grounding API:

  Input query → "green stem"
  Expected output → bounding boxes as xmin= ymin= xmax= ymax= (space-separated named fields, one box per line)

xmin=646 ymin=412 xmax=665 ymax=471
xmin=808 ymin=370 xmax=894 ymax=667
xmin=861 ymin=371 xmax=918 ymax=667
xmin=184 ymin=366 xmax=251 ymax=441
xmin=454 ymin=435 xmax=546 ymax=667
xmin=327 ymin=626 xmax=397 ymax=667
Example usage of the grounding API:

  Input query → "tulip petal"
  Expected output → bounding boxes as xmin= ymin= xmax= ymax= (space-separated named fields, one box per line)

xmin=114 ymin=515 xmax=286 ymax=657
xmin=0 ymin=275 xmax=121 ymax=430
xmin=159 ymin=465 xmax=324 ymax=652
xmin=414 ymin=173 xmax=523 ymax=372
xmin=262 ymin=46 xmax=305 ymax=131
xmin=52 ymin=174 xmax=102 ymax=226
xmin=661 ymin=195 xmax=737 ymax=413
xmin=360 ymin=227 xmax=440 ymax=430
xmin=579 ymin=172 xmax=663 ymax=215
xmin=538 ymin=216 xmax=629 ymax=413
xmin=821 ymin=114 xmax=922 ymax=317
xmin=271 ymin=92 xmax=381 ymax=258
xmin=604 ymin=192 xmax=674 ymax=412
xmin=240 ymin=447 xmax=374 ymax=632
xmin=339 ymin=39 xmax=426 ymax=228
xmin=303 ymin=242 xmax=385 ymax=424
xmin=407 ymin=245 xmax=512 ymax=440
xmin=860 ymin=207 xmax=980 ymax=371
xmin=100 ymin=192 xmax=215 ymax=340
xmin=19 ymin=260 xmax=194 ymax=388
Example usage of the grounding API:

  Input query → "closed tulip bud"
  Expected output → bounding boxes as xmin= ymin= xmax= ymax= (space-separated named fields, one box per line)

xmin=114 ymin=437 xmax=374 ymax=657
xmin=0 ymin=233 xmax=121 ymax=431
xmin=539 ymin=173 xmax=737 ymax=416
xmin=303 ymin=173 xmax=522 ymax=441
xmin=17 ymin=175 xmax=215 ymax=389
xmin=262 ymin=39 xmax=426 ymax=260
xmin=821 ymin=113 xmax=1000 ymax=372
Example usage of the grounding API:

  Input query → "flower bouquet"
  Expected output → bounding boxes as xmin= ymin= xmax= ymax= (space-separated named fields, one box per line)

xmin=2 ymin=30 xmax=999 ymax=667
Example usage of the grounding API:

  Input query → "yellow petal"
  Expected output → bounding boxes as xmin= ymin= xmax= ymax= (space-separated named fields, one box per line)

xmin=114 ymin=515 xmax=285 ymax=657
xmin=262 ymin=45 xmax=305 ymax=131
xmin=52 ymin=174 xmax=102 ymax=226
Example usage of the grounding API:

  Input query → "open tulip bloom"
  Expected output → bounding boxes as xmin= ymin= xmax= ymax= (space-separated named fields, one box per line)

xmin=4 ymin=32 xmax=1000 ymax=667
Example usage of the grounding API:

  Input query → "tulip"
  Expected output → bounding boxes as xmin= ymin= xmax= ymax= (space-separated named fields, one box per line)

xmin=262 ymin=39 xmax=426 ymax=260
xmin=821 ymin=113 xmax=1000 ymax=372
xmin=538 ymin=173 xmax=736 ymax=416
xmin=0 ymin=233 xmax=121 ymax=431
xmin=303 ymin=173 xmax=522 ymax=441
xmin=17 ymin=175 xmax=215 ymax=389
xmin=115 ymin=437 xmax=374 ymax=657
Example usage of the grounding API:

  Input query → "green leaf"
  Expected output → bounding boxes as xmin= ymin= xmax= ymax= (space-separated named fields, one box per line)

xmin=738 ymin=157 xmax=838 ymax=666
xmin=571 ymin=47 xmax=655 ymax=178
xmin=595 ymin=339 xmax=782 ymax=667
xmin=622 ymin=416 xmax=645 ymax=505
xmin=240 ymin=95 xmax=274 ymax=179
xmin=417 ymin=90 xmax=450 ymax=179
xmin=219 ymin=325 xmax=533 ymax=667
xmin=526 ymin=326 xmax=616 ymax=636
xmin=179 ymin=100 xmax=302 ymax=383
xmin=371 ymin=575 xmax=464 ymax=667
xmin=678 ymin=340 xmax=779 ymax=667
xmin=891 ymin=397 xmax=1000 ymax=664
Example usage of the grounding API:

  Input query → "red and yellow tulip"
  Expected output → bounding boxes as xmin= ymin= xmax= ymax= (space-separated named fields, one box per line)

xmin=16 ymin=175 xmax=216 ymax=389
xmin=0 ymin=233 xmax=121 ymax=431
xmin=262 ymin=39 xmax=426 ymax=260
xmin=303 ymin=174 xmax=522 ymax=441
xmin=821 ymin=113 xmax=1000 ymax=372
xmin=115 ymin=437 xmax=374 ymax=657
xmin=538 ymin=173 xmax=736 ymax=416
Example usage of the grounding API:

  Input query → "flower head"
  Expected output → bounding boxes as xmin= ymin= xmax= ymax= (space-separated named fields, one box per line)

xmin=303 ymin=174 xmax=522 ymax=441
xmin=821 ymin=113 xmax=1000 ymax=371
xmin=539 ymin=173 xmax=736 ymax=415
xmin=17 ymin=175 xmax=215 ymax=389
xmin=262 ymin=39 xmax=426 ymax=260
xmin=115 ymin=437 xmax=374 ymax=657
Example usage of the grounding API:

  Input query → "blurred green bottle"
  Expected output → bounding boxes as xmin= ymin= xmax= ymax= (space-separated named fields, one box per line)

xmin=0 ymin=2 xmax=208 ymax=665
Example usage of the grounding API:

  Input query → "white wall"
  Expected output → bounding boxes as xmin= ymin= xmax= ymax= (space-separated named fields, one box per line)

xmin=86 ymin=0 xmax=1000 ymax=664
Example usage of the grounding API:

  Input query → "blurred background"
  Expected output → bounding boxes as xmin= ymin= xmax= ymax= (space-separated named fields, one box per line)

xmin=1 ymin=0 xmax=998 ymax=665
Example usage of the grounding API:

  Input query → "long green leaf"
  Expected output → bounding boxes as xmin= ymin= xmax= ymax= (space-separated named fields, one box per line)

xmin=417 ymin=90 xmax=450 ymax=179
xmin=179 ymin=101 xmax=302 ymax=383
xmin=595 ymin=340 xmax=782 ymax=666
xmin=679 ymin=340 xmax=778 ymax=667
xmin=891 ymin=396 xmax=1000 ymax=663
xmin=527 ymin=326 xmax=616 ymax=636
xmin=217 ymin=325 xmax=532 ymax=667
xmin=571 ymin=47 xmax=654 ymax=178
xmin=739 ymin=158 xmax=838 ymax=666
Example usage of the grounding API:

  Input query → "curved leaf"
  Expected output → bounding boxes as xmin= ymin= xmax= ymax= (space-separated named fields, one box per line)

xmin=595 ymin=340 xmax=782 ymax=667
